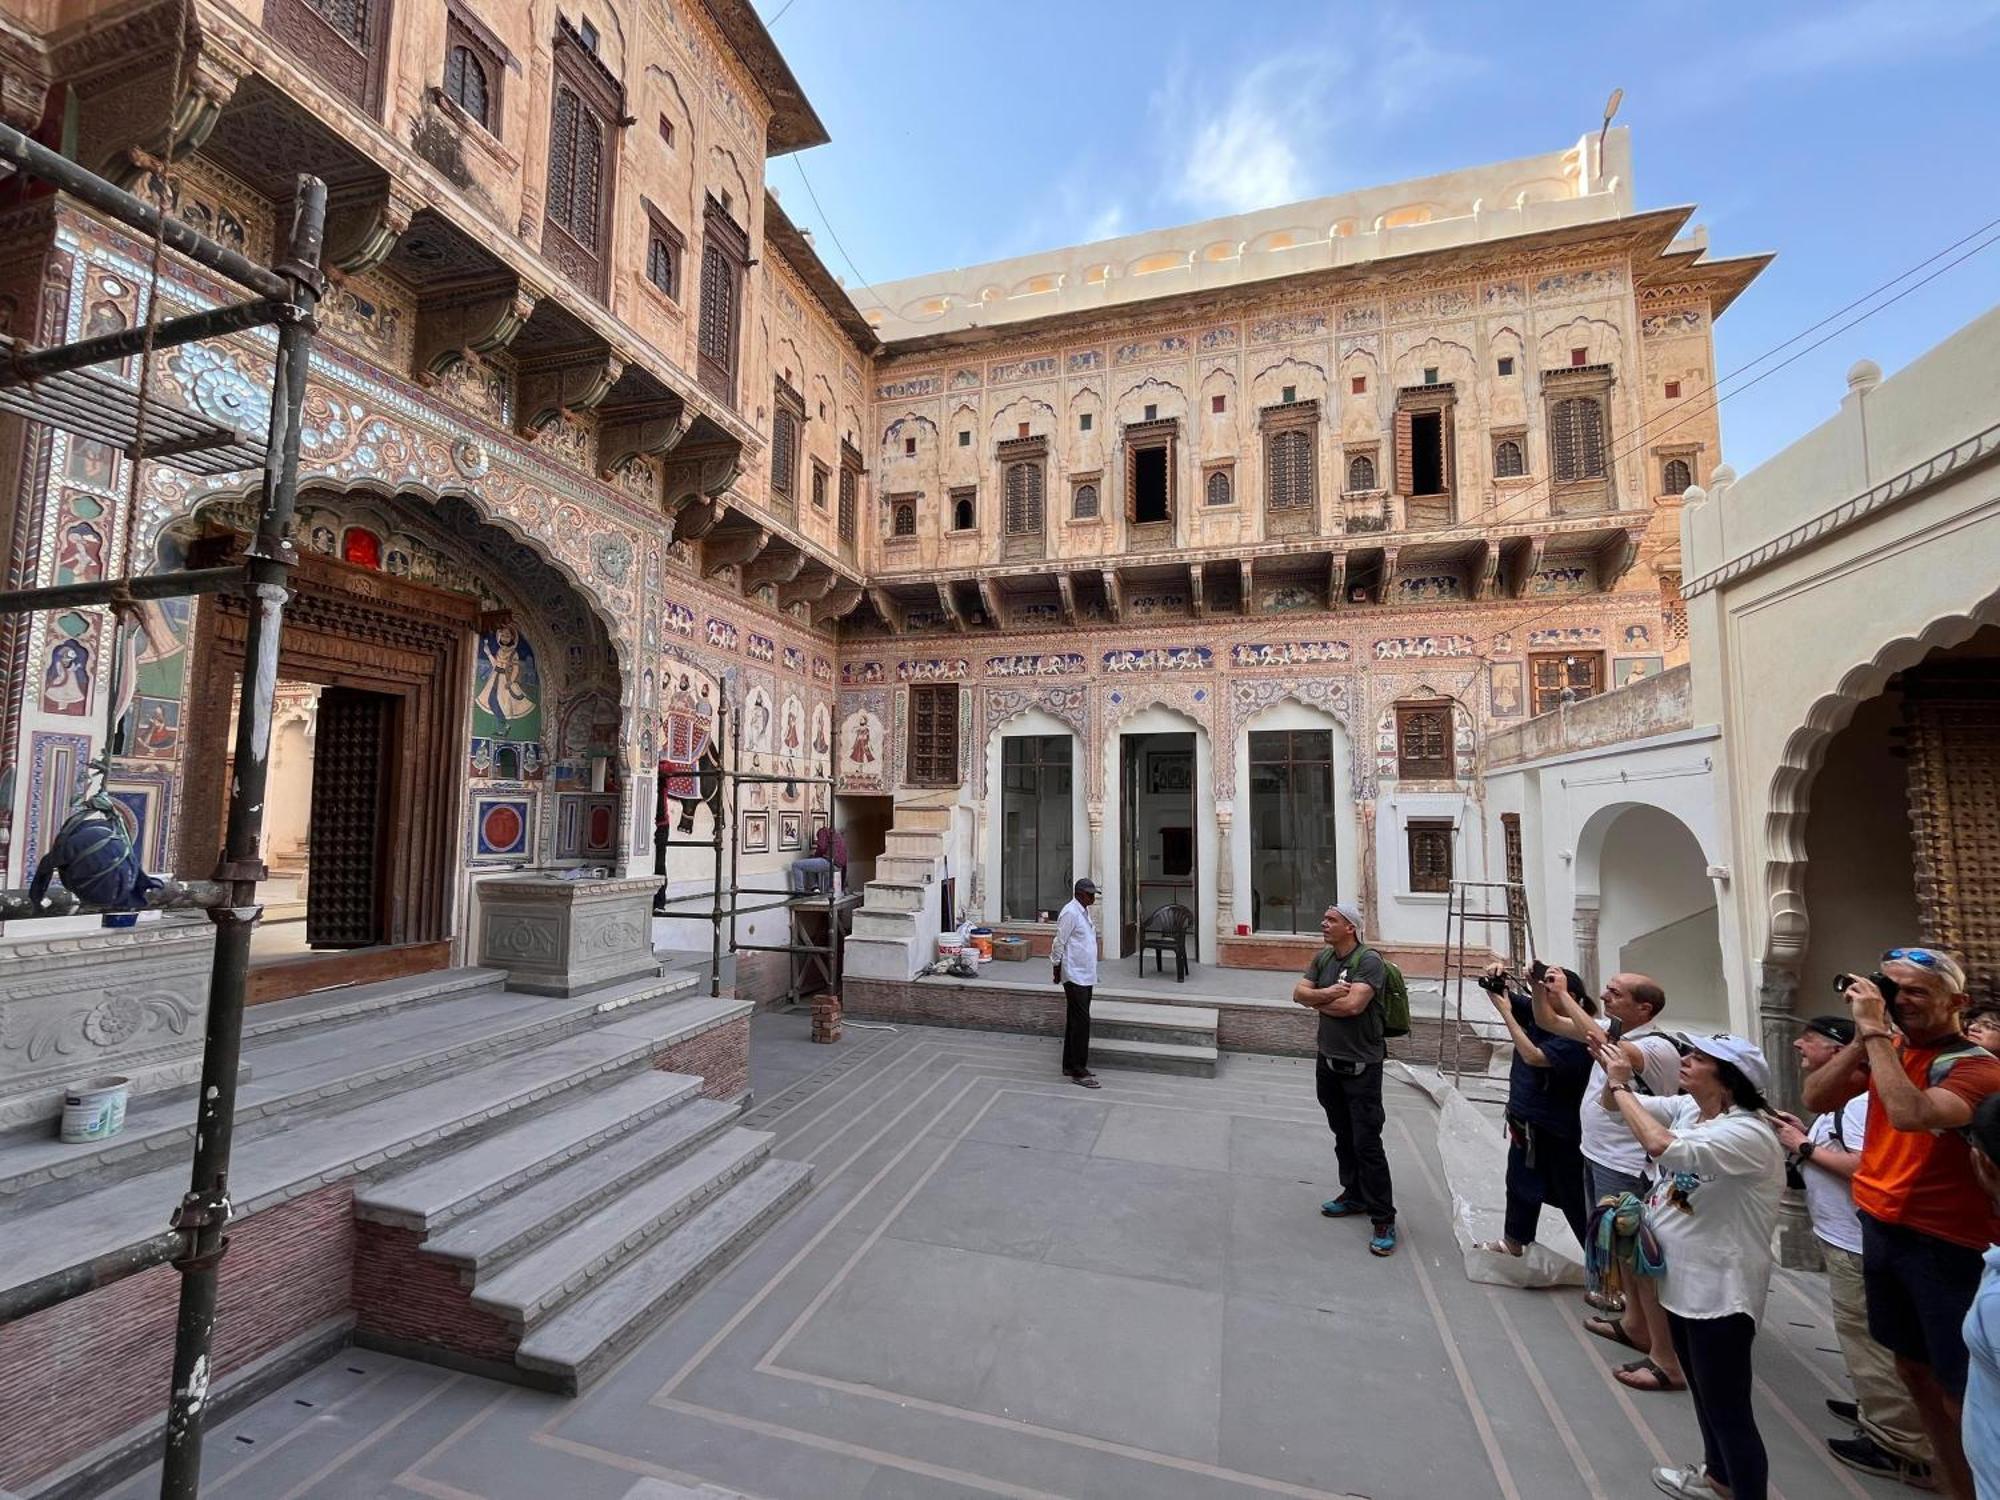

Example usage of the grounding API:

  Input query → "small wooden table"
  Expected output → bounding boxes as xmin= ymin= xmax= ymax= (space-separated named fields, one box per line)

xmin=787 ymin=891 xmax=863 ymax=1005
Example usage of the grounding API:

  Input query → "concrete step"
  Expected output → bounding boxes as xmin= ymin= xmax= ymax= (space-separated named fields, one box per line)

xmin=842 ymin=932 xmax=931 ymax=981
xmin=422 ymin=1096 xmax=742 ymax=1274
xmin=0 ymin=971 xmax=703 ymax=1199
xmin=861 ymin=879 xmax=928 ymax=913
xmin=875 ymin=855 xmax=938 ymax=883
xmin=1090 ymin=999 xmax=1220 ymax=1050
xmin=469 ymin=1127 xmax=775 ymax=1329
xmin=893 ymin=805 xmax=953 ymax=833
xmin=1088 ymin=1035 xmax=1219 ymax=1078
xmin=514 ymin=1157 xmax=814 ymax=1393
xmin=852 ymin=907 xmax=922 ymax=940
xmin=241 ymin=965 xmax=511 ymax=1040
xmin=883 ymin=830 xmax=944 ymax=859
xmin=0 ymin=995 xmax=753 ymax=1301
xmin=353 ymin=1071 xmax=707 ymax=1233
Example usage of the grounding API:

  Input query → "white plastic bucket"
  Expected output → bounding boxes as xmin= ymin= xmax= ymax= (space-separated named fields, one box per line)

xmin=61 ymin=1076 xmax=130 ymax=1143
xmin=935 ymin=933 xmax=963 ymax=957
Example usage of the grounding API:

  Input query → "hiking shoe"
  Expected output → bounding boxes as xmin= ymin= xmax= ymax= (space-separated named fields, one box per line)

xmin=1828 ymin=1434 xmax=1937 ymax=1490
xmin=1825 ymin=1398 xmax=1859 ymax=1426
xmin=1650 ymin=1465 xmax=1718 ymax=1498
xmin=1368 ymin=1223 xmax=1398 ymax=1256
xmin=1320 ymin=1198 xmax=1362 ymax=1218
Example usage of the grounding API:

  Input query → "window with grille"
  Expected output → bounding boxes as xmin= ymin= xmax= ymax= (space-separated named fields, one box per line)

xmin=1265 ymin=428 xmax=1314 ymax=510
xmin=1395 ymin=702 xmax=1455 ymax=780
xmin=1550 ymin=396 xmax=1607 ymax=483
xmin=547 ymin=85 xmax=605 ymax=253
xmin=770 ymin=395 xmax=800 ymax=506
xmin=642 ymin=199 xmax=684 ymax=301
xmin=891 ymin=501 xmax=916 ymax=537
xmin=1407 ymin=820 xmax=1455 ymax=894
xmin=646 ymin=233 xmax=675 ymax=295
xmin=812 ymin=462 xmax=829 ymax=511
xmin=1004 ymin=461 xmax=1044 ymax=535
xmin=907 ymin=685 xmax=961 ymax=787
xmin=308 ymin=0 xmax=368 ymax=46
xmin=1493 ymin=438 xmax=1525 ymax=478
xmin=1346 ymin=453 xmax=1376 ymax=492
xmin=1662 ymin=456 xmax=1692 ymax=495
xmin=697 ymin=197 xmax=747 ymax=404
xmin=1530 ymin=651 xmax=1605 ymax=715
xmin=1073 ymin=482 xmax=1099 ymax=520
xmin=1206 ymin=468 xmax=1233 ymax=507
xmin=444 ymin=45 xmax=489 ymax=125
xmin=838 ymin=458 xmax=859 ymax=545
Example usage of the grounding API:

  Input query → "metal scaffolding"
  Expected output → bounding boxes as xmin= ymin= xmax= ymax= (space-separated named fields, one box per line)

xmin=652 ymin=691 xmax=845 ymax=1004
xmin=0 ymin=120 xmax=326 ymax=1499
xmin=1435 ymin=877 xmax=1537 ymax=1083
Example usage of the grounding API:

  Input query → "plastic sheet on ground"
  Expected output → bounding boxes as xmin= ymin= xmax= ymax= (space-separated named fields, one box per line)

xmin=1390 ymin=1060 xmax=1587 ymax=1289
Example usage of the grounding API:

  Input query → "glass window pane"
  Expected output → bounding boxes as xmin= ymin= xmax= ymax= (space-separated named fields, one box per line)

xmin=1001 ymin=735 xmax=1072 ymax=921
xmin=1248 ymin=729 xmax=1336 ymax=933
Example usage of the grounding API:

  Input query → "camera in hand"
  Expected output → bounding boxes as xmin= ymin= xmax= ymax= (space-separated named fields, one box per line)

xmin=1528 ymin=959 xmax=1549 ymax=984
xmin=1832 ymin=970 xmax=1901 ymax=1007
xmin=1476 ymin=971 xmax=1511 ymax=996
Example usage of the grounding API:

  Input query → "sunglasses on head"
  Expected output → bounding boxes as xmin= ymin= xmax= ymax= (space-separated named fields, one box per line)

xmin=1883 ymin=948 xmax=1944 ymax=969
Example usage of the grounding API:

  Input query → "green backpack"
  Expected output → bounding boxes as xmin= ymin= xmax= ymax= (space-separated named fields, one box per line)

xmin=1350 ymin=946 xmax=1412 ymax=1039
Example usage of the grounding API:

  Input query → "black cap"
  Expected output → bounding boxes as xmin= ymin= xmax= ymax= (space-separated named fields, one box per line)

xmin=1802 ymin=1015 xmax=1857 ymax=1045
xmin=1074 ymin=878 xmax=1098 ymax=895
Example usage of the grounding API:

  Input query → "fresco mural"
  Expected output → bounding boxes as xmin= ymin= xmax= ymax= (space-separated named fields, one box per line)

xmin=473 ymin=626 xmax=543 ymax=743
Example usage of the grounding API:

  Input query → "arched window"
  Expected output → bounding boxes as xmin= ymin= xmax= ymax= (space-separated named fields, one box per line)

xmin=770 ymin=402 xmax=798 ymax=503
xmin=1206 ymin=468 xmax=1233 ymax=507
xmin=952 ymin=490 xmax=976 ymax=530
xmin=1265 ymin=429 xmax=1313 ymax=510
xmin=1550 ymin=396 xmax=1607 ymax=483
xmin=1345 ymin=453 xmax=1377 ymax=493
xmin=445 ymin=44 xmax=489 ymax=126
xmin=1072 ymin=482 xmax=1099 ymax=520
xmin=1004 ymin=461 xmax=1044 ymax=535
xmin=1395 ymin=701 xmax=1454 ymax=780
xmin=1493 ymin=439 xmax=1525 ymax=478
xmin=891 ymin=501 xmax=916 ymax=537
xmin=1662 ymin=456 xmax=1692 ymax=496
xmin=646 ymin=234 xmax=675 ymax=296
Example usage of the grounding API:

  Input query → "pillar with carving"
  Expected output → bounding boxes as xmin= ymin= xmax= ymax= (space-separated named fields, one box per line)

xmin=1214 ymin=800 xmax=1234 ymax=940
xmin=1085 ymin=800 xmax=1105 ymax=889
xmin=1758 ymin=961 xmax=1821 ymax=1270
xmin=1572 ymin=899 xmax=1601 ymax=992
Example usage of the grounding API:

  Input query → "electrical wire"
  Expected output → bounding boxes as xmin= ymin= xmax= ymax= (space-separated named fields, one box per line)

xmin=792 ymin=155 xmax=881 ymax=312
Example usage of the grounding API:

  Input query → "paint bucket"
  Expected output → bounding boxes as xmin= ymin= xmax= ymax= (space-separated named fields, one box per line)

xmin=61 ymin=1075 xmax=130 ymax=1143
xmin=935 ymin=933 xmax=963 ymax=958
xmin=970 ymin=927 xmax=994 ymax=960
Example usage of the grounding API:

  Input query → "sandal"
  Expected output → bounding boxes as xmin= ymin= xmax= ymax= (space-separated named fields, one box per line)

xmin=1585 ymin=1314 xmax=1644 ymax=1351
xmin=1070 ymin=1074 xmax=1101 ymax=1089
xmin=1616 ymin=1358 xmax=1687 ymax=1393
xmin=1473 ymin=1239 xmax=1524 ymax=1257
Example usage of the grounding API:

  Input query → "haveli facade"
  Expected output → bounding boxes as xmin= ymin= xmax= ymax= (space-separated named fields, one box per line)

xmin=0 ymin=0 xmax=1768 ymax=996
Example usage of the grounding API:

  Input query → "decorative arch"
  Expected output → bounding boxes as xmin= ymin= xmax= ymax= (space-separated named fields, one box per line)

xmin=706 ymin=145 xmax=750 ymax=223
xmin=977 ymin=683 xmax=1089 ymax=797
xmin=1536 ymin=315 xmax=1623 ymax=370
xmin=1761 ymin=583 xmax=2000 ymax=968
xmin=1222 ymin=677 xmax=1355 ymax=799
xmin=1251 ymin=355 xmax=1326 ymax=407
xmin=990 ymin=395 xmax=1056 ymax=439
xmin=1098 ymin=684 xmax=1213 ymax=799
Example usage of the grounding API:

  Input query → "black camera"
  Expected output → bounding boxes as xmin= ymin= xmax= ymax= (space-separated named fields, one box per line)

xmin=1476 ymin=971 xmax=1511 ymax=995
xmin=1529 ymin=959 xmax=1549 ymax=984
xmin=1832 ymin=970 xmax=1901 ymax=1006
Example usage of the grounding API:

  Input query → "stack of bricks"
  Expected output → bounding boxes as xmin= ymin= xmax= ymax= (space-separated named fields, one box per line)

xmin=811 ymin=992 xmax=842 ymax=1044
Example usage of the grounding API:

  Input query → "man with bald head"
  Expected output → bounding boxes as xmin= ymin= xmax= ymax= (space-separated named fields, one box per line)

xmin=1535 ymin=967 xmax=1687 ymax=1393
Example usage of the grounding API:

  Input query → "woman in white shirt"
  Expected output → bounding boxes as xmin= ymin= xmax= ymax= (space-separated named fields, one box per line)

xmin=1597 ymin=1031 xmax=1785 ymax=1500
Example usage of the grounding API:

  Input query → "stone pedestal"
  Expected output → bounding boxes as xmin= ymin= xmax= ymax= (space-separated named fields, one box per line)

xmin=0 ymin=916 xmax=218 ymax=1129
xmin=478 ymin=876 xmax=660 ymax=997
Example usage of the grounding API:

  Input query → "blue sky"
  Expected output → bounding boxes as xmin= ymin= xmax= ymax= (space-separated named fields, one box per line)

xmin=759 ymin=0 xmax=2000 ymax=471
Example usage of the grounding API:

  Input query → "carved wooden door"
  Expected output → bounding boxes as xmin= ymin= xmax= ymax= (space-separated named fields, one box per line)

xmin=306 ymin=687 xmax=393 ymax=949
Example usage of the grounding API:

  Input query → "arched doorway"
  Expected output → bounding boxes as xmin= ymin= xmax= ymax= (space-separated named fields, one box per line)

xmin=1576 ymin=801 xmax=1726 ymax=1030
xmin=169 ymin=488 xmax=625 ymax=1000
xmin=1101 ymin=703 xmax=1214 ymax=962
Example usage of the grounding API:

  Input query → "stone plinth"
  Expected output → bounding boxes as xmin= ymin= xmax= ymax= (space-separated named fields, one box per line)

xmin=478 ymin=876 xmax=660 ymax=997
xmin=0 ymin=916 xmax=217 ymax=1130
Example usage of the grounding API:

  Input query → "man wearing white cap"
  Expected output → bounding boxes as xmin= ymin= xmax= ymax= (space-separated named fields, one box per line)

xmin=1597 ymin=1031 xmax=1786 ymax=1500
xmin=1294 ymin=901 xmax=1398 ymax=1256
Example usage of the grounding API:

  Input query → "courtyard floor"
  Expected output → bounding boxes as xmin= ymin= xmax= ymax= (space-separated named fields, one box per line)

xmin=99 ymin=1014 xmax=1901 ymax=1499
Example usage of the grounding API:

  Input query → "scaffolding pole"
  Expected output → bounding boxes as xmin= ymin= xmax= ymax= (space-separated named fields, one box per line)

xmin=1435 ymin=878 xmax=1536 ymax=1084
xmin=0 ymin=122 xmax=326 ymax=1500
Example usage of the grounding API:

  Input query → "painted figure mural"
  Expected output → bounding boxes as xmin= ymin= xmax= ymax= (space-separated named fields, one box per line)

xmin=473 ymin=625 xmax=542 ymax=741
xmin=660 ymin=669 xmax=722 ymax=836
xmin=42 ymin=638 xmax=91 ymax=716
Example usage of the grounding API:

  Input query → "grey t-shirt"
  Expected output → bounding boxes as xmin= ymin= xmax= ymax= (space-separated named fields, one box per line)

xmin=1307 ymin=944 xmax=1389 ymax=1067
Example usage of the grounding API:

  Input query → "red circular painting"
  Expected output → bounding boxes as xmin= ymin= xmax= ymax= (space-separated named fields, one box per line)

xmin=480 ymin=803 xmax=523 ymax=853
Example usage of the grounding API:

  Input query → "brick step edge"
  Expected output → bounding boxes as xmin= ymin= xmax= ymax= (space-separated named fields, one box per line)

xmin=1087 ymin=1036 xmax=1220 ymax=1077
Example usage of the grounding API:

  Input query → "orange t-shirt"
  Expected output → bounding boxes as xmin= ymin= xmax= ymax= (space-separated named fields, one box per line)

xmin=1852 ymin=1037 xmax=2000 ymax=1251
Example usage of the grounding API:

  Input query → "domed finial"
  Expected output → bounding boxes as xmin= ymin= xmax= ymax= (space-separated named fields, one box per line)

xmin=1711 ymin=463 xmax=1736 ymax=488
xmin=1847 ymin=358 xmax=1882 ymax=393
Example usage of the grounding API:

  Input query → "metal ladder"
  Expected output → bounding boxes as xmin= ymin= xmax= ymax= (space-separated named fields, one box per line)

xmin=1435 ymin=877 xmax=1535 ymax=1083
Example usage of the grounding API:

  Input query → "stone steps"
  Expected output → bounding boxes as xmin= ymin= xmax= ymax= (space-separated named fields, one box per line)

xmin=416 ymin=1096 xmax=742 ymax=1273
xmin=470 ymin=1127 xmax=777 ymax=1328
xmin=861 ymin=878 xmax=928 ymax=913
xmin=874 ymin=854 xmax=937 ymax=884
xmin=352 ymin=1071 xmax=708 ymax=1235
xmin=0 ymin=970 xmax=702 ymax=1199
xmin=241 ymin=965 xmax=510 ymax=1039
xmin=1087 ymin=1035 xmax=1220 ymax=1077
xmin=852 ymin=907 xmax=923 ymax=940
xmin=882 ymin=829 xmax=944 ymax=859
xmin=1090 ymin=999 xmax=1221 ymax=1050
xmin=513 ymin=1158 xmax=815 ymax=1394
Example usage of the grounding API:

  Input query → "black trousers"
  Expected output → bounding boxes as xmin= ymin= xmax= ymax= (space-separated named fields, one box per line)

xmin=1061 ymin=982 xmax=1093 ymax=1074
xmin=1668 ymin=1311 xmax=1767 ymax=1500
xmin=1501 ymin=1120 xmax=1590 ymax=1248
xmin=1315 ymin=1056 xmax=1396 ymax=1225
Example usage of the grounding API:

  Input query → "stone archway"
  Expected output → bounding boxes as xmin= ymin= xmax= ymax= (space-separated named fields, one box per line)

xmin=1573 ymin=800 xmax=1725 ymax=1030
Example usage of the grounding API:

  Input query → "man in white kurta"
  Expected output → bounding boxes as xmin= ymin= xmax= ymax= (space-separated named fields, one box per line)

xmin=1053 ymin=878 xmax=1100 ymax=1088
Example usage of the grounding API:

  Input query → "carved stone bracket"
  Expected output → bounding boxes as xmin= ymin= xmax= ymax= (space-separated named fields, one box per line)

xmin=977 ymin=577 xmax=1005 ymax=630
xmin=1598 ymin=528 xmax=1644 ymax=590
xmin=324 ymin=177 xmax=422 ymax=275
xmin=1326 ymin=552 xmax=1346 ymax=610
xmin=598 ymin=405 xmax=693 ymax=479
xmin=517 ymin=349 xmax=624 ymax=434
xmin=743 ymin=546 xmax=804 ymax=593
xmin=60 ymin=11 xmax=246 ymax=188
xmin=869 ymin=587 xmax=907 ymax=635
xmin=1101 ymin=569 xmax=1123 ymax=623
xmin=1471 ymin=540 xmax=1501 ymax=600
xmin=0 ymin=22 xmax=51 ymax=132
xmin=662 ymin=444 xmax=742 ymax=510
xmin=1511 ymin=537 xmax=1548 ymax=598
xmin=414 ymin=277 xmax=539 ymax=378
xmin=700 ymin=527 xmax=770 ymax=579
xmin=779 ymin=567 xmax=837 ymax=611
xmin=935 ymin=580 xmax=967 ymax=632
xmin=1189 ymin=565 xmax=1206 ymax=619
xmin=1239 ymin=557 xmax=1255 ymax=616
xmin=813 ymin=580 xmax=864 ymax=628
xmin=669 ymin=496 xmax=726 ymax=543
xmin=1055 ymin=573 xmax=1077 ymax=626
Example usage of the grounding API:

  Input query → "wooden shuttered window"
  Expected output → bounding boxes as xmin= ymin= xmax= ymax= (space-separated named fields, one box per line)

xmin=698 ymin=197 xmax=749 ymax=404
xmin=1395 ymin=702 xmax=1455 ymax=780
xmin=907 ymin=685 xmax=961 ymax=787
xmin=1265 ymin=428 xmax=1314 ymax=510
xmin=1550 ymin=396 xmax=1607 ymax=482
xmin=1004 ymin=461 xmax=1043 ymax=534
xmin=541 ymin=25 xmax=622 ymax=299
xmin=1408 ymin=820 xmax=1455 ymax=894
xmin=1530 ymin=652 xmax=1605 ymax=715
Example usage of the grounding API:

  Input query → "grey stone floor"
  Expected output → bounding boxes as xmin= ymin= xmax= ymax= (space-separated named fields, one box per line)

xmin=98 ymin=1013 xmax=1901 ymax=1499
